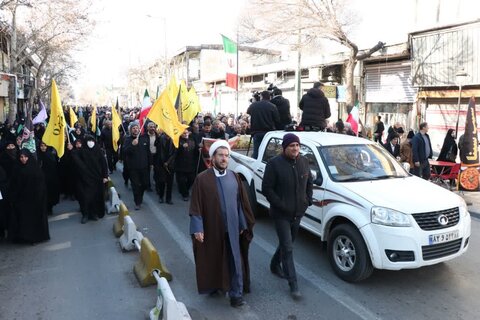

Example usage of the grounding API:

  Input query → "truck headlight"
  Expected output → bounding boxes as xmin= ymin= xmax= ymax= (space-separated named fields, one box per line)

xmin=371 ymin=206 xmax=411 ymax=227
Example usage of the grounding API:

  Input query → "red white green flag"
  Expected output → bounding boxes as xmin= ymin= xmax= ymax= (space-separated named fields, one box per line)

xmin=221 ymin=35 xmax=238 ymax=90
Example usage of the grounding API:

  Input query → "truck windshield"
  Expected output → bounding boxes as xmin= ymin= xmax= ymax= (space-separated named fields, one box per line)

xmin=318 ymin=144 xmax=409 ymax=182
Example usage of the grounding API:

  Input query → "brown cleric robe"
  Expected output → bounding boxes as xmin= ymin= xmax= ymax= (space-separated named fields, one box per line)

xmin=189 ymin=168 xmax=255 ymax=294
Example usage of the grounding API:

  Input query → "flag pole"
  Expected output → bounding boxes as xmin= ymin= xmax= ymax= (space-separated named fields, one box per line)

xmin=65 ymin=125 xmax=71 ymax=145
xmin=236 ymin=29 xmax=239 ymax=119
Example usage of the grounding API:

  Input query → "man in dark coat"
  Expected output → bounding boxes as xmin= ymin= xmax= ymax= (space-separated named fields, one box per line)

xmin=189 ymin=140 xmax=255 ymax=308
xmin=383 ymin=133 xmax=400 ymax=158
xmin=154 ymin=132 xmax=176 ymax=204
xmin=270 ymin=88 xmax=292 ymax=130
xmin=262 ymin=133 xmax=313 ymax=300
xmin=71 ymin=135 xmax=109 ymax=223
xmin=123 ymin=121 xmax=150 ymax=210
xmin=299 ymin=82 xmax=331 ymax=130
xmin=247 ymin=91 xmax=280 ymax=159
xmin=412 ymin=122 xmax=433 ymax=180
xmin=373 ymin=115 xmax=385 ymax=143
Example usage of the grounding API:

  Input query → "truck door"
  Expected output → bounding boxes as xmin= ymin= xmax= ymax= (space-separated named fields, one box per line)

xmin=300 ymin=144 xmax=325 ymax=234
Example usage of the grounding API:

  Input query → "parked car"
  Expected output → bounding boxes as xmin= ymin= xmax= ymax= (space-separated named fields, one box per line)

xmin=228 ymin=131 xmax=471 ymax=282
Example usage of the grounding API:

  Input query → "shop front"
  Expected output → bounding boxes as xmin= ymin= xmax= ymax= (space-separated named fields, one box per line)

xmin=363 ymin=60 xmax=417 ymax=142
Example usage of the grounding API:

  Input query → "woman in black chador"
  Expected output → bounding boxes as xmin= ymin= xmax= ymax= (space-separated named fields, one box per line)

xmin=8 ymin=149 xmax=50 ymax=244
xmin=437 ymin=129 xmax=458 ymax=162
xmin=71 ymin=135 xmax=108 ymax=224
xmin=37 ymin=142 xmax=60 ymax=215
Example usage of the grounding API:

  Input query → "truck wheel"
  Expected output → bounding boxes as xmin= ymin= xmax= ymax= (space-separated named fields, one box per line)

xmin=242 ymin=179 xmax=259 ymax=217
xmin=327 ymin=223 xmax=373 ymax=282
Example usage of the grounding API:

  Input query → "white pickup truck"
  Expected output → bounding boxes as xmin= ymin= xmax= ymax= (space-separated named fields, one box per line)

xmin=228 ymin=131 xmax=471 ymax=282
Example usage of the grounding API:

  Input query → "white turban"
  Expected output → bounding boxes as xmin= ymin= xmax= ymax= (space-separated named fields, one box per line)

xmin=209 ymin=140 xmax=231 ymax=158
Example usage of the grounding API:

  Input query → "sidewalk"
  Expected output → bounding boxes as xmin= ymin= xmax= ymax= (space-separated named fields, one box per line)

xmin=455 ymin=190 xmax=480 ymax=219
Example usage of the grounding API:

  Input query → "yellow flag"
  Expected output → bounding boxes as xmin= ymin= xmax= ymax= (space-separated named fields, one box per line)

xmin=42 ymin=79 xmax=66 ymax=157
xmin=182 ymin=86 xmax=202 ymax=124
xmin=179 ymin=80 xmax=189 ymax=107
xmin=69 ymin=106 xmax=78 ymax=128
xmin=111 ymin=102 xmax=121 ymax=152
xmin=167 ymin=75 xmax=179 ymax=104
xmin=90 ymin=105 xmax=97 ymax=134
xmin=147 ymin=89 xmax=188 ymax=148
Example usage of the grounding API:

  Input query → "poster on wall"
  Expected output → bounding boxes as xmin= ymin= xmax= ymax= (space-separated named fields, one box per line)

xmin=459 ymin=97 xmax=479 ymax=191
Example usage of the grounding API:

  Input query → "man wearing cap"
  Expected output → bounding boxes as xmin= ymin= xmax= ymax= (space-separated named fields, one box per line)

xmin=123 ymin=120 xmax=150 ymax=210
xmin=262 ymin=133 xmax=313 ymax=300
xmin=189 ymin=140 xmax=255 ymax=308
xmin=299 ymin=82 xmax=331 ymax=131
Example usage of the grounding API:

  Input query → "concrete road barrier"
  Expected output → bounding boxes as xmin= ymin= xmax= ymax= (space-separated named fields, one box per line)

xmin=134 ymin=237 xmax=172 ymax=287
xmin=149 ymin=271 xmax=191 ymax=320
xmin=113 ymin=202 xmax=129 ymax=237
xmin=119 ymin=216 xmax=144 ymax=251
xmin=105 ymin=186 xmax=121 ymax=215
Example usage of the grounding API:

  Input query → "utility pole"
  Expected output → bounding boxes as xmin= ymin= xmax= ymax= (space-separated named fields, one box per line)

xmin=295 ymin=30 xmax=302 ymax=120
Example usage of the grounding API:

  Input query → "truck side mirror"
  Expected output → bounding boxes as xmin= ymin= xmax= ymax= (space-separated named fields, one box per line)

xmin=311 ymin=170 xmax=323 ymax=186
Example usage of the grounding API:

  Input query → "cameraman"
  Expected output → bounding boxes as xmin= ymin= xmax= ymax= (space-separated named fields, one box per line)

xmin=247 ymin=91 xmax=280 ymax=159
xmin=270 ymin=88 xmax=292 ymax=130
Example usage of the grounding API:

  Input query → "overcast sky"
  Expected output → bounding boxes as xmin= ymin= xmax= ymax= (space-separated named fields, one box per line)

xmin=72 ymin=0 xmax=480 ymax=98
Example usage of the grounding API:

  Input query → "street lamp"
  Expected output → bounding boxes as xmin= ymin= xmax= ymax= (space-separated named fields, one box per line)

xmin=146 ymin=15 xmax=168 ymax=88
xmin=455 ymin=69 xmax=469 ymax=137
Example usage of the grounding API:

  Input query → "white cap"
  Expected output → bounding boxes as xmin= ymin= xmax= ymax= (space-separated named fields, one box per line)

xmin=209 ymin=140 xmax=231 ymax=158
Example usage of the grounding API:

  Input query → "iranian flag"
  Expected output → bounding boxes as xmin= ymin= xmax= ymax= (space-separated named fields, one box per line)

xmin=141 ymin=89 xmax=151 ymax=110
xmin=221 ymin=35 xmax=238 ymax=90
xmin=139 ymin=89 xmax=152 ymax=132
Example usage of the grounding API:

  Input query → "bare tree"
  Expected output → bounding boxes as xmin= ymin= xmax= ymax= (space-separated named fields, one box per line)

xmin=1 ymin=0 xmax=93 ymax=121
xmin=239 ymin=0 xmax=385 ymax=107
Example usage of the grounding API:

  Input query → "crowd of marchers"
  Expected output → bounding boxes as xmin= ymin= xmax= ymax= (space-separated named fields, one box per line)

xmin=0 ymin=81 xmax=462 ymax=309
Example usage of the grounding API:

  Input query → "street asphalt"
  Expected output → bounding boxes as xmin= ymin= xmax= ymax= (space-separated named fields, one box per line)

xmin=1 ymin=168 xmax=480 ymax=319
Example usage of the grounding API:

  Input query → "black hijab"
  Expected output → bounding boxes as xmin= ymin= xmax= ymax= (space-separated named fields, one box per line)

xmin=437 ymin=129 xmax=458 ymax=162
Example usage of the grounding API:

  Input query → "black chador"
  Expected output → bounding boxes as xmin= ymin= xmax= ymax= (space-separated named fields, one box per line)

xmin=71 ymin=136 xmax=108 ymax=223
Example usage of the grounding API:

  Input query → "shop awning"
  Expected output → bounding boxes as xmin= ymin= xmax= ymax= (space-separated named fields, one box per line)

xmin=417 ymin=89 xmax=480 ymax=99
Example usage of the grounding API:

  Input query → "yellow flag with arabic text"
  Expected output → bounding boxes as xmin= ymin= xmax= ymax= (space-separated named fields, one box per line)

xmin=147 ymin=89 xmax=188 ymax=148
xmin=42 ymin=79 xmax=66 ymax=157
xmin=167 ymin=75 xmax=179 ymax=105
xmin=182 ymin=86 xmax=202 ymax=124
xmin=111 ymin=100 xmax=121 ymax=152
xmin=69 ymin=106 xmax=78 ymax=128
xmin=90 ymin=105 xmax=97 ymax=134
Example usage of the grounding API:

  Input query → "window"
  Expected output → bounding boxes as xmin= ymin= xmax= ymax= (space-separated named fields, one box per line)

xmin=262 ymin=138 xmax=283 ymax=163
xmin=319 ymin=144 xmax=408 ymax=182
xmin=300 ymin=144 xmax=320 ymax=173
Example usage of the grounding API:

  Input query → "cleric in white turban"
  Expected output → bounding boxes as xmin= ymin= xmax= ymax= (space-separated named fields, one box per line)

xmin=189 ymin=138 xmax=255 ymax=307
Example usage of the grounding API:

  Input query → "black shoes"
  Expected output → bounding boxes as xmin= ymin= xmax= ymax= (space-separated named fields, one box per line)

xmin=230 ymin=296 xmax=246 ymax=308
xmin=270 ymin=263 xmax=286 ymax=279
xmin=183 ymin=197 xmax=189 ymax=201
xmin=90 ymin=215 xmax=99 ymax=221
xmin=159 ymin=198 xmax=164 ymax=203
xmin=134 ymin=204 xmax=141 ymax=210
xmin=81 ymin=216 xmax=88 ymax=224
xmin=289 ymin=282 xmax=302 ymax=300
xmin=166 ymin=200 xmax=173 ymax=205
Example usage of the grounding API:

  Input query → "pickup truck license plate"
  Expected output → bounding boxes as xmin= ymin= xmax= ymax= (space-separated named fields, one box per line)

xmin=428 ymin=230 xmax=459 ymax=245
